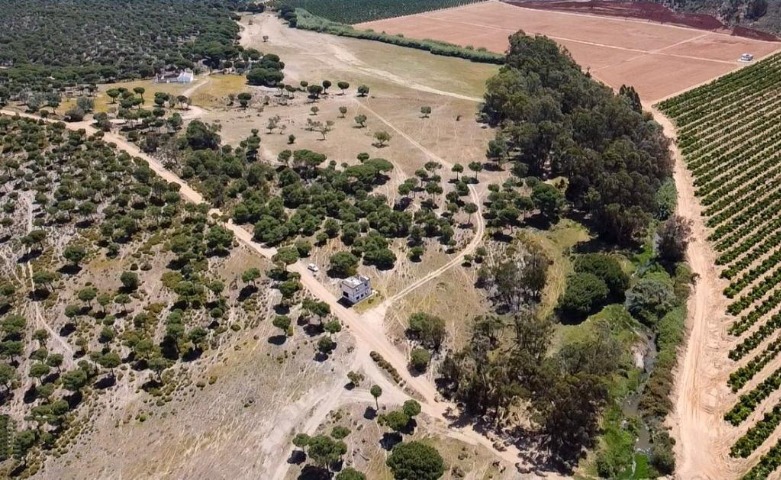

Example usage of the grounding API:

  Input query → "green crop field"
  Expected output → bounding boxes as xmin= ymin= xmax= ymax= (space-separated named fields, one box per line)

xmin=280 ymin=0 xmax=485 ymax=24
xmin=658 ymin=53 xmax=781 ymax=479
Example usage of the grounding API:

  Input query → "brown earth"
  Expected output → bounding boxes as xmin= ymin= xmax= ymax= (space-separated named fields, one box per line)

xmin=512 ymin=0 xmax=779 ymax=40
xmin=357 ymin=1 xmax=781 ymax=102
xmin=1 ymin=13 xmax=550 ymax=480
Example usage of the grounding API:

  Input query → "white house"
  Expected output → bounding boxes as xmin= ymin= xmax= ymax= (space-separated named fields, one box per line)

xmin=340 ymin=275 xmax=372 ymax=304
xmin=154 ymin=70 xmax=194 ymax=84
xmin=740 ymin=53 xmax=754 ymax=62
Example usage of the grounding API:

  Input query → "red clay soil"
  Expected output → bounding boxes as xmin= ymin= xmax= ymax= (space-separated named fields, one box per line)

xmin=508 ymin=1 xmax=779 ymax=41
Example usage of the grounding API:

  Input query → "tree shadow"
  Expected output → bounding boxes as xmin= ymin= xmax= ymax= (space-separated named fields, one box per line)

xmin=142 ymin=376 xmax=164 ymax=391
xmin=313 ymin=352 xmax=329 ymax=362
xmin=9 ymin=463 xmax=28 ymax=478
xmin=181 ymin=347 xmax=203 ymax=362
xmin=394 ymin=197 xmax=412 ymax=211
xmin=75 ymin=219 xmax=94 ymax=229
xmin=298 ymin=465 xmax=331 ymax=480
xmin=363 ymin=406 xmax=377 ymax=420
xmin=17 ymin=249 xmax=42 ymax=263
xmin=23 ymin=385 xmax=37 ymax=404
xmin=65 ymin=391 xmax=83 ymax=409
xmin=267 ymin=335 xmax=287 ymax=346
xmin=380 ymin=432 xmax=403 ymax=450
xmin=94 ymin=376 xmax=116 ymax=389
xmin=490 ymin=230 xmax=514 ymax=243
xmin=303 ymin=323 xmax=324 ymax=337
xmin=58 ymin=264 xmax=82 ymax=275
xmin=160 ymin=336 xmax=180 ymax=360
xmin=238 ymin=285 xmax=258 ymax=302
xmin=287 ymin=449 xmax=306 ymax=465
xmin=28 ymin=288 xmax=51 ymax=301
xmin=59 ymin=322 xmax=77 ymax=337
xmin=274 ymin=303 xmax=291 ymax=315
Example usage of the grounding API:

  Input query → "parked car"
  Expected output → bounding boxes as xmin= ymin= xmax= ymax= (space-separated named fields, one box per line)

xmin=307 ymin=263 xmax=319 ymax=272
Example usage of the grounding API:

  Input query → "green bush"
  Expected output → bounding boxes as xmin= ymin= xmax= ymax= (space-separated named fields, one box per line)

xmin=558 ymin=272 xmax=609 ymax=318
xmin=625 ymin=278 xmax=676 ymax=326
xmin=573 ymin=253 xmax=629 ymax=298
xmin=410 ymin=348 xmax=431 ymax=372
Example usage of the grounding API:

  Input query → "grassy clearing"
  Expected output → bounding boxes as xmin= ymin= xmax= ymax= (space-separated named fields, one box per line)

xmin=345 ymin=39 xmax=498 ymax=99
xmin=523 ymin=219 xmax=590 ymax=319
xmin=190 ymin=74 xmax=250 ymax=107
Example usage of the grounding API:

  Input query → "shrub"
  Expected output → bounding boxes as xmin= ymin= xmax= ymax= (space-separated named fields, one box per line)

xmin=573 ymin=253 xmax=629 ymax=298
xmin=409 ymin=348 xmax=431 ymax=372
xmin=625 ymin=278 xmax=676 ymax=326
xmin=558 ymin=272 xmax=609 ymax=318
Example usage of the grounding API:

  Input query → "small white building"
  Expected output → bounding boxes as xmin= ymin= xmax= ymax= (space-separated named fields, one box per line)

xmin=155 ymin=70 xmax=194 ymax=84
xmin=739 ymin=53 xmax=754 ymax=62
xmin=340 ymin=275 xmax=372 ymax=304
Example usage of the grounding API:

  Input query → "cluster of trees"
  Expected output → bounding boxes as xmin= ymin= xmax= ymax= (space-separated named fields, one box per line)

xmin=164 ymin=124 xmax=469 ymax=274
xmin=405 ymin=312 xmax=446 ymax=371
xmin=290 ymin=390 xmax=444 ymax=479
xmin=279 ymin=0 xmax=483 ymax=24
xmin=245 ymin=53 xmax=286 ymax=87
xmin=476 ymin=243 xmax=549 ymax=312
xmin=0 ymin=0 xmax=248 ymax=94
xmin=439 ymin=311 xmax=621 ymax=465
xmin=93 ymin=87 xmax=186 ymax=150
xmin=481 ymin=33 xmax=673 ymax=245
xmin=0 ymin=117 xmax=247 ymax=473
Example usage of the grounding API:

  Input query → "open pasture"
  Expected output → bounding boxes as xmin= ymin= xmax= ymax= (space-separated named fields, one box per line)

xmin=358 ymin=1 xmax=781 ymax=102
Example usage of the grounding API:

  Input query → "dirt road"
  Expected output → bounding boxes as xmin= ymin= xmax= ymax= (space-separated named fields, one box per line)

xmin=355 ymin=99 xmax=487 ymax=309
xmin=1 ymin=108 xmax=527 ymax=475
xmin=649 ymin=106 xmax=735 ymax=480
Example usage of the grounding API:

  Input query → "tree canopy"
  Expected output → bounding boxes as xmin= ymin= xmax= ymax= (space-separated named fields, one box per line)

xmin=482 ymin=32 xmax=672 ymax=245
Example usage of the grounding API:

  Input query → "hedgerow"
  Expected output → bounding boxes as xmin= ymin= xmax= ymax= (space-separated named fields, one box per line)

xmin=279 ymin=0 xmax=485 ymax=24
xmin=282 ymin=8 xmax=504 ymax=65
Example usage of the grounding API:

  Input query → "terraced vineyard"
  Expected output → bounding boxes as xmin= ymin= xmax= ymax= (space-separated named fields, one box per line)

xmin=658 ymin=52 xmax=781 ymax=478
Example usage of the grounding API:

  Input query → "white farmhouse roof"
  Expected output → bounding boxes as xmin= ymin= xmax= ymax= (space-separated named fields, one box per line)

xmin=342 ymin=275 xmax=369 ymax=288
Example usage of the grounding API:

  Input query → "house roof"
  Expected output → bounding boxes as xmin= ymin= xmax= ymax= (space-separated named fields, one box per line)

xmin=342 ymin=275 xmax=369 ymax=288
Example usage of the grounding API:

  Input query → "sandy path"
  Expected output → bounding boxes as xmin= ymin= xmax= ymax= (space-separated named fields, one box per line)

xmin=354 ymin=99 xmax=486 ymax=308
xmin=22 ymin=196 xmax=76 ymax=369
xmin=649 ymin=105 xmax=736 ymax=479
xmin=1 ymin=108 xmax=531 ymax=474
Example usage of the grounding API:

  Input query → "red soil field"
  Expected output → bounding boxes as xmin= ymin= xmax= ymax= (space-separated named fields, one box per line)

xmin=357 ymin=1 xmax=781 ymax=102
xmin=511 ymin=1 xmax=779 ymax=41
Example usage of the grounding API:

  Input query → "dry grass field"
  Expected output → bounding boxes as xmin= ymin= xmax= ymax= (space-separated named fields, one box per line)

xmin=22 ymin=14 xmax=520 ymax=480
xmin=358 ymin=1 xmax=781 ymax=102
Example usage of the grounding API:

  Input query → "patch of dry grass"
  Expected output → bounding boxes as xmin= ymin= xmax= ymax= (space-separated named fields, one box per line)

xmin=522 ymin=220 xmax=590 ymax=319
xmin=190 ymin=74 xmax=251 ymax=108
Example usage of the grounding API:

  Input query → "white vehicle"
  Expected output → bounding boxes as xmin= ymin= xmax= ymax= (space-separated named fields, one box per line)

xmin=307 ymin=263 xmax=319 ymax=272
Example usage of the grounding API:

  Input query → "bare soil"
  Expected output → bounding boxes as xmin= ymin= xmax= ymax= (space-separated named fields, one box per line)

xmin=358 ymin=1 xmax=781 ymax=102
xmin=650 ymin=106 xmax=749 ymax=480
xmin=512 ymin=0 xmax=779 ymax=40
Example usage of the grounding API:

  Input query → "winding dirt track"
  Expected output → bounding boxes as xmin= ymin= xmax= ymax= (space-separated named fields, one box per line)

xmin=354 ymin=99 xmax=486 ymax=310
xmin=0 ymin=107 xmax=528 ymax=476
